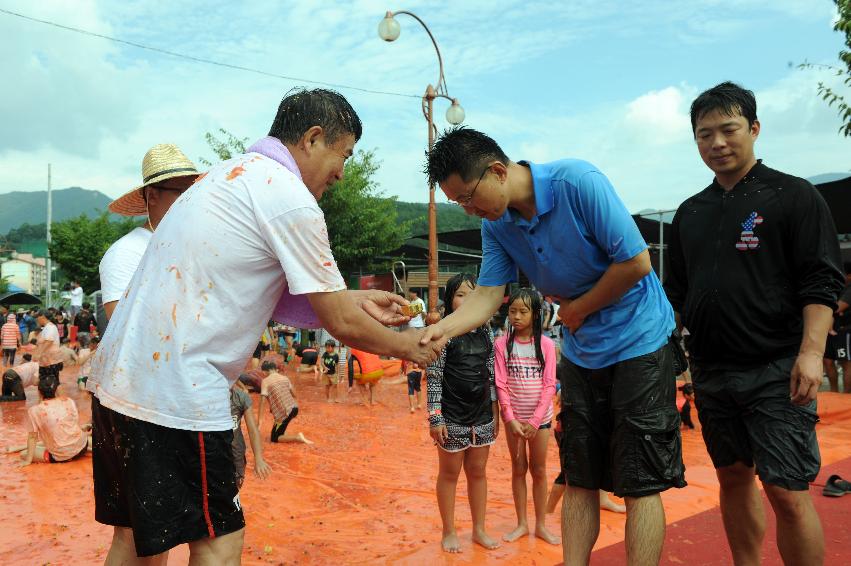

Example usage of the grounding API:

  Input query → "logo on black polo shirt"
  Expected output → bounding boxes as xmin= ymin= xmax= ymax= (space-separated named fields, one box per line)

xmin=735 ymin=211 xmax=763 ymax=251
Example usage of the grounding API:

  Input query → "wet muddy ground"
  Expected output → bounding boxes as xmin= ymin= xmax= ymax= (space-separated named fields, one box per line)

xmin=3 ymin=363 xmax=850 ymax=565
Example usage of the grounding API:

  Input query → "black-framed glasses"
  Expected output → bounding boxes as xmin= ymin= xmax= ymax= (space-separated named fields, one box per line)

xmin=452 ymin=164 xmax=491 ymax=206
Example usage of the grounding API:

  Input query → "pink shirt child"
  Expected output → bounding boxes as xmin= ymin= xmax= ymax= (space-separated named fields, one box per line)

xmin=27 ymin=397 xmax=88 ymax=462
xmin=494 ymin=334 xmax=557 ymax=429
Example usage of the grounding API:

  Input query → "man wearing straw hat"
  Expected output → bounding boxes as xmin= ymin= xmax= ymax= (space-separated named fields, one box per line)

xmin=87 ymin=88 xmax=441 ymax=564
xmin=99 ymin=143 xmax=201 ymax=322
xmin=93 ymin=144 xmax=200 ymax=564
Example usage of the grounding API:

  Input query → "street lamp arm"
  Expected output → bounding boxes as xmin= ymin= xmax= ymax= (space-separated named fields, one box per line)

xmin=389 ymin=10 xmax=449 ymax=96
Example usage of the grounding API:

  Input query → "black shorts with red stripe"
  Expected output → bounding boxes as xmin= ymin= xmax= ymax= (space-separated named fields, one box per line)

xmin=91 ymin=396 xmax=244 ymax=557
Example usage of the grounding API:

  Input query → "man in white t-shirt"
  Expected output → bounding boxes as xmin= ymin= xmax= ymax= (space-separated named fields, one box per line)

xmin=407 ymin=290 xmax=427 ymax=328
xmin=69 ymin=281 xmax=84 ymax=321
xmin=99 ymin=144 xmax=202 ymax=322
xmin=88 ymin=89 xmax=442 ymax=564
xmin=93 ymin=143 xmax=202 ymax=564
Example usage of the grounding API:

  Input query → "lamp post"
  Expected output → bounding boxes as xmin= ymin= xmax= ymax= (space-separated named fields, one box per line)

xmin=378 ymin=10 xmax=464 ymax=324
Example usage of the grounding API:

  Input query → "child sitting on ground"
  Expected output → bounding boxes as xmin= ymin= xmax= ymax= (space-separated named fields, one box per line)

xmin=257 ymin=361 xmax=312 ymax=445
xmin=427 ymin=273 xmax=500 ymax=553
xmin=407 ymin=363 xmax=423 ymax=413
xmin=1 ymin=353 xmax=38 ymax=402
xmin=9 ymin=375 xmax=91 ymax=466
xmin=230 ymin=381 xmax=271 ymax=489
xmin=58 ymin=338 xmax=78 ymax=366
xmin=320 ymin=340 xmax=340 ymax=403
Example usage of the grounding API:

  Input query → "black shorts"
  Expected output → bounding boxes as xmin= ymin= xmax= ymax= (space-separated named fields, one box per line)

xmin=271 ymin=406 xmax=299 ymax=442
xmin=825 ymin=330 xmax=851 ymax=361
xmin=559 ymin=339 xmax=686 ymax=498
xmin=300 ymin=352 xmax=318 ymax=366
xmin=407 ymin=372 xmax=422 ymax=395
xmin=253 ymin=343 xmax=263 ymax=359
xmin=692 ymin=357 xmax=820 ymax=491
xmin=91 ymin=397 xmax=244 ymax=557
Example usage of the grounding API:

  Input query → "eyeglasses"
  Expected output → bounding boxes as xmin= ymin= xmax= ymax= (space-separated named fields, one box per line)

xmin=451 ymin=164 xmax=491 ymax=206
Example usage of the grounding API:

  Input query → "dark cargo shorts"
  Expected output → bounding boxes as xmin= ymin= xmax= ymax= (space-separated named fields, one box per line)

xmin=559 ymin=339 xmax=687 ymax=498
xmin=692 ymin=356 xmax=820 ymax=491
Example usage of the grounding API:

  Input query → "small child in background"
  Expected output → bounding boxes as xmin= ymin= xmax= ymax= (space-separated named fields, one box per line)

xmin=427 ymin=273 xmax=500 ymax=553
xmin=257 ymin=361 xmax=312 ymax=445
xmin=495 ymin=288 xmax=559 ymax=546
xmin=295 ymin=343 xmax=321 ymax=382
xmin=320 ymin=340 xmax=340 ymax=403
xmin=76 ymin=336 xmax=99 ymax=391
xmin=407 ymin=363 xmax=423 ymax=413
xmin=230 ymin=381 xmax=271 ymax=489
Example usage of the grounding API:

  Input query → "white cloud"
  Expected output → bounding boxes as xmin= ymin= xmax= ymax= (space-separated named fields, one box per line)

xmin=0 ymin=0 xmax=847 ymax=216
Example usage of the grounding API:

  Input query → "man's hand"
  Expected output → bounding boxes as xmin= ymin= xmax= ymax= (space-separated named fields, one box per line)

xmin=254 ymin=458 xmax=272 ymax=479
xmin=430 ymin=425 xmax=448 ymax=446
xmin=351 ymin=290 xmax=411 ymax=327
xmin=791 ymin=351 xmax=823 ymax=405
xmin=403 ymin=328 xmax=446 ymax=366
xmin=419 ymin=321 xmax=448 ymax=346
xmin=556 ymin=298 xmax=586 ymax=335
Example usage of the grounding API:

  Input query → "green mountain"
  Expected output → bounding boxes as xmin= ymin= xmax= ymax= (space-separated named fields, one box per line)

xmin=395 ymin=201 xmax=482 ymax=238
xmin=0 ymin=187 xmax=114 ymax=234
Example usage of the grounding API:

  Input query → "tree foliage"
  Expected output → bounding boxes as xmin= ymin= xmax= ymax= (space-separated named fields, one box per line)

xmin=5 ymin=222 xmax=47 ymax=243
xmin=319 ymin=150 xmax=410 ymax=275
xmin=198 ymin=128 xmax=250 ymax=166
xmin=48 ymin=212 xmax=141 ymax=291
xmin=801 ymin=0 xmax=851 ymax=136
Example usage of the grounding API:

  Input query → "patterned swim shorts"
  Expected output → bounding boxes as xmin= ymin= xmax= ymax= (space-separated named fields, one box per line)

xmin=439 ymin=419 xmax=496 ymax=453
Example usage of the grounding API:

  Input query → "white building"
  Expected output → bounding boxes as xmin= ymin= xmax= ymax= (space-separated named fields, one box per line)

xmin=1 ymin=252 xmax=47 ymax=295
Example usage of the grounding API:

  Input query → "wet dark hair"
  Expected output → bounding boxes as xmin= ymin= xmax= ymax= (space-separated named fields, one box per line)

xmin=22 ymin=353 xmax=32 ymax=361
xmin=506 ymin=288 xmax=545 ymax=368
xmin=38 ymin=375 xmax=59 ymax=399
xmin=443 ymin=273 xmax=478 ymax=317
xmin=269 ymin=88 xmax=363 ymax=146
xmin=325 ymin=340 xmax=336 ymax=347
xmin=261 ymin=360 xmax=278 ymax=372
xmin=690 ymin=81 xmax=757 ymax=134
xmin=425 ymin=126 xmax=510 ymax=187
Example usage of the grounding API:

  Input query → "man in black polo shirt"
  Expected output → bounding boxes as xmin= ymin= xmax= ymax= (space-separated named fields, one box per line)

xmin=665 ymin=81 xmax=843 ymax=565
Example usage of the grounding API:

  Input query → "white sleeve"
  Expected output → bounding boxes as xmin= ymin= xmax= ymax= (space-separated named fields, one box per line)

xmin=258 ymin=206 xmax=346 ymax=295
xmin=99 ymin=244 xmax=144 ymax=303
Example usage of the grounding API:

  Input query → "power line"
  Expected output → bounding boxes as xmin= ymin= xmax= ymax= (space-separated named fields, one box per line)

xmin=0 ymin=7 xmax=420 ymax=99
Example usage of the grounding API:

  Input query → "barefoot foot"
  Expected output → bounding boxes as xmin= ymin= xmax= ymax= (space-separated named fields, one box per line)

xmin=472 ymin=529 xmax=500 ymax=550
xmin=441 ymin=532 xmax=462 ymax=553
xmin=298 ymin=432 xmax=314 ymax=445
xmin=534 ymin=524 xmax=561 ymax=545
xmin=600 ymin=493 xmax=626 ymax=513
xmin=502 ymin=524 xmax=528 ymax=542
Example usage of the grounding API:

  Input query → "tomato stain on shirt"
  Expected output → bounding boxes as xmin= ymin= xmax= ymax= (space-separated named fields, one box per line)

xmin=171 ymin=304 xmax=177 ymax=327
xmin=323 ymin=261 xmax=332 ymax=267
xmin=152 ymin=352 xmax=160 ymax=361
xmin=168 ymin=266 xmax=182 ymax=279
xmin=226 ymin=165 xmax=246 ymax=181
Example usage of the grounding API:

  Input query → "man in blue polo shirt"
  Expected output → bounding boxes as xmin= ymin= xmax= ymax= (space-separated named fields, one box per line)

xmin=423 ymin=127 xmax=683 ymax=565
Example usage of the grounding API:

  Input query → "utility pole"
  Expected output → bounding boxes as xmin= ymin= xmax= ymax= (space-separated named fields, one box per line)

xmin=46 ymin=163 xmax=52 ymax=306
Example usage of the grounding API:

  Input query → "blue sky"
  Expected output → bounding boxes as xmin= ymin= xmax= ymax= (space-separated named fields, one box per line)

xmin=0 ymin=0 xmax=848 ymax=214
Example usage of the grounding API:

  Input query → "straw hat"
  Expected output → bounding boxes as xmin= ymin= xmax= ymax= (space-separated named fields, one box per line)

xmin=109 ymin=144 xmax=200 ymax=216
